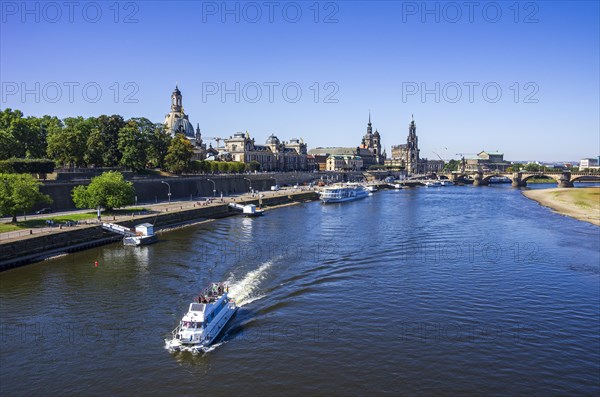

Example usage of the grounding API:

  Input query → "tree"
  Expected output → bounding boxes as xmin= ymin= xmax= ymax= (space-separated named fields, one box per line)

xmin=47 ymin=117 xmax=90 ymax=167
xmin=231 ymin=162 xmax=245 ymax=173
xmin=246 ymin=161 xmax=261 ymax=172
xmin=0 ymin=173 xmax=52 ymax=222
xmin=218 ymin=162 xmax=230 ymax=173
xmin=525 ymin=163 xmax=541 ymax=172
xmin=164 ymin=133 xmax=194 ymax=174
xmin=148 ymin=124 xmax=172 ymax=170
xmin=443 ymin=159 xmax=459 ymax=172
xmin=118 ymin=119 xmax=151 ymax=171
xmin=210 ymin=161 xmax=220 ymax=173
xmin=71 ymin=171 xmax=135 ymax=210
xmin=84 ymin=115 xmax=124 ymax=167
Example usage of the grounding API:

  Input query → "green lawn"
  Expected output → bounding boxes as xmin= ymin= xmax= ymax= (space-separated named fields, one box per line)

xmin=0 ymin=207 xmax=151 ymax=233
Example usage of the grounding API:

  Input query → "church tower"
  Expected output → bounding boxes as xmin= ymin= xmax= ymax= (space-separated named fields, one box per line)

xmin=164 ymin=85 xmax=195 ymax=138
xmin=171 ymin=85 xmax=182 ymax=112
xmin=406 ymin=115 xmax=419 ymax=174
xmin=373 ymin=129 xmax=381 ymax=163
xmin=364 ymin=112 xmax=373 ymax=148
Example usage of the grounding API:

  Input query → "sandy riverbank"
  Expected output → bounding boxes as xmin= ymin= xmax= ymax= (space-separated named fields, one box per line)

xmin=522 ymin=187 xmax=600 ymax=226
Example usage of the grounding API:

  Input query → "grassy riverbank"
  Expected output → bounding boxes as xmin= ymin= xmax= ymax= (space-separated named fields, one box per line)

xmin=0 ymin=208 xmax=150 ymax=233
xmin=522 ymin=187 xmax=600 ymax=226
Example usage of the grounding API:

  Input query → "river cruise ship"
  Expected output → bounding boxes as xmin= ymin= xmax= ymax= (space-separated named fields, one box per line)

xmin=319 ymin=184 xmax=370 ymax=203
xmin=165 ymin=282 xmax=237 ymax=354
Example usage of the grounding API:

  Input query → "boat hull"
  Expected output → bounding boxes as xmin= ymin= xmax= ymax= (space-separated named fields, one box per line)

xmin=321 ymin=193 xmax=369 ymax=203
xmin=123 ymin=234 xmax=158 ymax=246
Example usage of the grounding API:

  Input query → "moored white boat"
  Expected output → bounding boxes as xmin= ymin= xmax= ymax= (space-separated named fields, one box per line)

xmin=123 ymin=223 xmax=158 ymax=246
xmin=229 ymin=203 xmax=264 ymax=217
xmin=165 ymin=282 xmax=237 ymax=354
xmin=320 ymin=184 xmax=370 ymax=203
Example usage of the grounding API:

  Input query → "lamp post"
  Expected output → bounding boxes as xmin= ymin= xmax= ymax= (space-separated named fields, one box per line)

xmin=207 ymin=178 xmax=216 ymax=197
xmin=270 ymin=176 xmax=277 ymax=191
xmin=243 ymin=177 xmax=252 ymax=193
xmin=161 ymin=180 xmax=171 ymax=203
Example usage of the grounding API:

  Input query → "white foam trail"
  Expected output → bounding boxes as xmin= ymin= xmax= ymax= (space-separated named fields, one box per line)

xmin=202 ymin=341 xmax=224 ymax=354
xmin=227 ymin=258 xmax=277 ymax=307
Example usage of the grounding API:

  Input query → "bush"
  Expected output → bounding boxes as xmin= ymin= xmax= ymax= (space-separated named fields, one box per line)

xmin=0 ymin=158 xmax=55 ymax=175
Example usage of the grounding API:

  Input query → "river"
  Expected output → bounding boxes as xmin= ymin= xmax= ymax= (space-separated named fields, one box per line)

xmin=1 ymin=184 xmax=599 ymax=396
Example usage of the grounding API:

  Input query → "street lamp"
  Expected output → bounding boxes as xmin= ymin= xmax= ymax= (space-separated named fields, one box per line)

xmin=161 ymin=180 xmax=171 ymax=203
xmin=243 ymin=177 xmax=252 ymax=193
xmin=207 ymin=178 xmax=216 ymax=197
xmin=270 ymin=176 xmax=277 ymax=190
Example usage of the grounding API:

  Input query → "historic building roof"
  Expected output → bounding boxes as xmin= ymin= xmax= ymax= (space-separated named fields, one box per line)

xmin=266 ymin=134 xmax=280 ymax=145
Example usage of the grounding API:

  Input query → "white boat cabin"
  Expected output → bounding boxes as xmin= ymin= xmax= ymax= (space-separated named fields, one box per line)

xmin=135 ymin=223 xmax=154 ymax=236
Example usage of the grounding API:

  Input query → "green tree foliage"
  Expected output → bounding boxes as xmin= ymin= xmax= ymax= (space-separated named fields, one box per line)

xmin=164 ymin=133 xmax=194 ymax=174
xmin=47 ymin=117 xmax=92 ymax=167
xmin=210 ymin=161 xmax=220 ymax=173
xmin=218 ymin=162 xmax=230 ymax=172
xmin=524 ymin=163 xmax=546 ymax=172
xmin=148 ymin=124 xmax=172 ymax=170
xmin=510 ymin=163 xmax=524 ymax=172
xmin=232 ymin=162 xmax=246 ymax=173
xmin=71 ymin=171 xmax=134 ymax=210
xmin=246 ymin=161 xmax=261 ymax=172
xmin=118 ymin=118 xmax=152 ymax=171
xmin=0 ymin=173 xmax=52 ymax=222
xmin=443 ymin=159 xmax=460 ymax=172
xmin=0 ymin=109 xmax=61 ymax=160
xmin=96 ymin=115 xmax=125 ymax=166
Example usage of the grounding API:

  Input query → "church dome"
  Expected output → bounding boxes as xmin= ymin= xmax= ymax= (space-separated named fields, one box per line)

xmin=374 ymin=130 xmax=380 ymax=137
xmin=172 ymin=117 xmax=195 ymax=137
xmin=266 ymin=134 xmax=280 ymax=145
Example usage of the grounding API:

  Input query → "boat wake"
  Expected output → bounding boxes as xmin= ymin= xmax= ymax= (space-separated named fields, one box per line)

xmin=227 ymin=257 xmax=278 ymax=307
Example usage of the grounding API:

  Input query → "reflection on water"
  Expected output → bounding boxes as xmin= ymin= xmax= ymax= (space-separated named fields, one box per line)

xmin=1 ymin=184 xmax=599 ymax=396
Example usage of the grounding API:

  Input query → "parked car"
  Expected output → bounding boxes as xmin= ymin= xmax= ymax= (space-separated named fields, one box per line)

xmin=36 ymin=208 xmax=52 ymax=214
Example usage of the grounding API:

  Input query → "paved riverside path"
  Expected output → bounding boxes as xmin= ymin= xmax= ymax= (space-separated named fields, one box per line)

xmin=0 ymin=188 xmax=316 ymax=244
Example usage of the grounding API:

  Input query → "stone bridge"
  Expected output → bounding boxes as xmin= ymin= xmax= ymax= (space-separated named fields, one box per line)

xmin=442 ymin=171 xmax=600 ymax=188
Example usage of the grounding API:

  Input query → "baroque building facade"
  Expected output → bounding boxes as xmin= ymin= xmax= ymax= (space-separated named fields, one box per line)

xmin=224 ymin=132 xmax=308 ymax=171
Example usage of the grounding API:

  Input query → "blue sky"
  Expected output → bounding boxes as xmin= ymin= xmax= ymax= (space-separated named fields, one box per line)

xmin=1 ymin=0 xmax=598 ymax=161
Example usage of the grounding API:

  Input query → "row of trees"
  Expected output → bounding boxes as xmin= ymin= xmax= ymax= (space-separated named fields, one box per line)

xmin=0 ymin=109 xmax=193 ymax=173
xmin=1 ymin=109 xmax=263 ymax=175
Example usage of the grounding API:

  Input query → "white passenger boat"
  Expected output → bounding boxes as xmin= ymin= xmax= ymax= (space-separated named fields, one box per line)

xmin=424 ymin=181 xmax=442 ymax=187
xmin=165 ymin=282 xmax=237 ymax=354
xmin=320 ymin=184 xmax=370 ymax=203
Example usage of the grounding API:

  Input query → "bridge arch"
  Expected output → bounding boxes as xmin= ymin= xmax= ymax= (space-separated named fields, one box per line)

xmin=521 ymin=174 xmax=561 ymax=184
xmin=480 ymin=173 xmax=511 ymax=185
xmin=570 ymin=174 xmax=600 ymax=183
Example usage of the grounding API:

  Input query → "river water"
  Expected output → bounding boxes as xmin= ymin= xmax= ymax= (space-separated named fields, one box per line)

xmin=1 ymin=184 xmax=599 ymax=396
